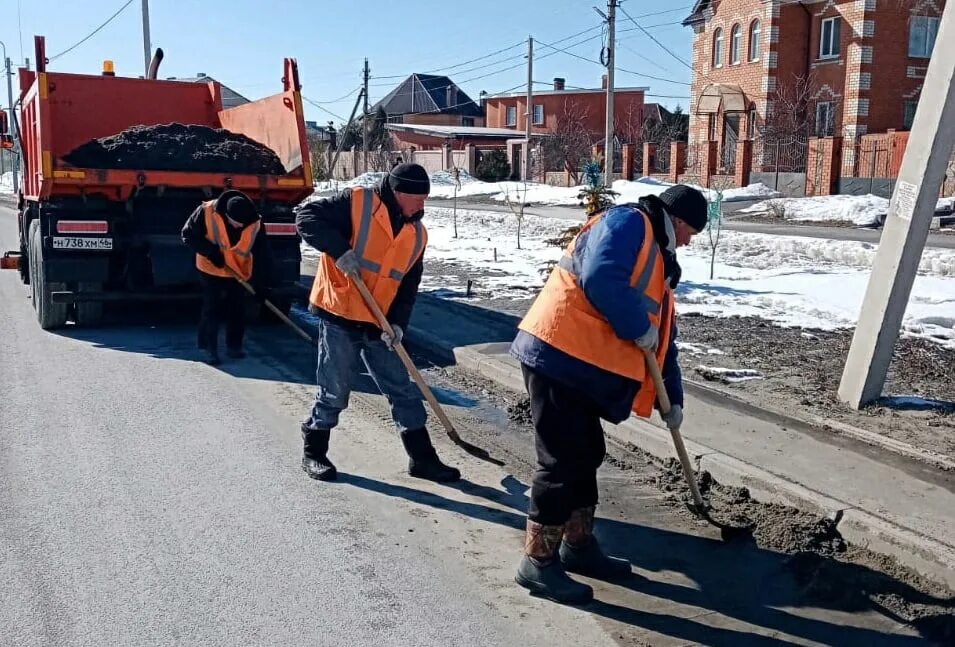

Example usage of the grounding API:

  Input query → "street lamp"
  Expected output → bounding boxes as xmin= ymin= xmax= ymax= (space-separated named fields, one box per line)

xmin=0 ymin=39 xmax=19 ymax=194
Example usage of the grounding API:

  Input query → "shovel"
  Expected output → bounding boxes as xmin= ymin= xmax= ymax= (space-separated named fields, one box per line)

xmin=348 ymin=271 xmax=504 ymax=467
xmin=642 ymin=348 xmax=754 ymax=540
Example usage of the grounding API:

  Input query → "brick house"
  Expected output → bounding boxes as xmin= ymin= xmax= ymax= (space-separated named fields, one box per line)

xmin=683 ymin=0 xmax=944 ymax=188
xmin=483 ymin=77 xmax=646 ymax=141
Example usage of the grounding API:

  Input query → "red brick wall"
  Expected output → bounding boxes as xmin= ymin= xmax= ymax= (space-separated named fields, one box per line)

xmin=484 ymin=90 xmax=644 ymax=140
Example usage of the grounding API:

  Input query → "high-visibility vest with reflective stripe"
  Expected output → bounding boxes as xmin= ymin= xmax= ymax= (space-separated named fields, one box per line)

xmin=309 ymin=188 xmax=427 ymax=326
xmin=518 ymin=208 xmax=674 ymax=418
xmin=195 ymin=201 xmax=260 ymax=281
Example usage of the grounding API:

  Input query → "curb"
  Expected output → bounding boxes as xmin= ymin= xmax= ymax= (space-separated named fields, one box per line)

xmin=411 ymin=327 xmax=955 ymax=590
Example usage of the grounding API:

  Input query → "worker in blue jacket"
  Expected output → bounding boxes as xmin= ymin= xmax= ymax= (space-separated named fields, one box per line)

xmin=510 ymin=185 xmax=708 ymax=604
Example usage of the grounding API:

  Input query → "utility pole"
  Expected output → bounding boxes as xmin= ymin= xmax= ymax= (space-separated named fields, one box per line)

xmin=2 ymin=44 xmax=19 ymax=194
xmin=603 ymin=0 xmax=617 ymax=187
xmin=839 ymin=3 xmax=955 ymax=408
xmin=141 ymin=0 xmax=152 ymax=76
xmin=525 ymin=36 xmax=533 ymax=182
xmin=362 ymin=59 xmax=370 ymax=174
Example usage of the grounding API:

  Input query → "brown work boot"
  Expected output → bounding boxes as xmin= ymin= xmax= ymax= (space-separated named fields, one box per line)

xmin=515 ymin=520 xmax=593 ymax=604
xmin=559 ymin=506 xmax=631 ymax=580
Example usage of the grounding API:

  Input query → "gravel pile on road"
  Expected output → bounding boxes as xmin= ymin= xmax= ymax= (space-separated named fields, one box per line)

xmin=63 ymin=123 xmax=286 ymax=175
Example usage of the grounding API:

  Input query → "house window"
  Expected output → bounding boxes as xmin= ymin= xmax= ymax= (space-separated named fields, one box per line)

xmin=713 ymin=28 xmax=724 ymax=67
xmin=462 ymin=117 xmax=475 ymax=127
xmin=819 ymin=17 xmax=841 ymax=59
xmin=904 ymin=100 xmax=919 ymax=129
xmin=909 ymin=16 xmax=939 ymax=58
xmin=749 ymin=20 xmax=761 ymax=61
xmin=387 ymin=115 xmax=404 ymax=124
xmin=505 ymin=106 xmax=517 ymax=126
xmin=747 ymin=107 xmax=758 ymax=139
xmin=533 ymin=104 xmax=544 ymax=126
xmin=730 ymin=24 xmax=742 ymax=64
xmin=708 ymin=114 xmax=718 ymax=141
xmin=815 ymin=101 xmax=835 ymax=136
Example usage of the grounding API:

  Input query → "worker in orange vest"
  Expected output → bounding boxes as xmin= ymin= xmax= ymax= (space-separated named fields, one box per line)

xmin=182 ymin=190 xmax=272 ymax=366
xmin=295 ymin=163 xmax=459 ymax=483
xmin=509 ymin=185 xmax=708 ymax=604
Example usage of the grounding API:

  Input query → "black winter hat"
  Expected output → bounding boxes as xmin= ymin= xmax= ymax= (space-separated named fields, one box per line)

xmin=225 ymin=194 xmax=259 ymax=225
xmin=388 ymin=163 xmax=431 ymax=195
xmin=658 ymin=185 xmax=708 ymax=232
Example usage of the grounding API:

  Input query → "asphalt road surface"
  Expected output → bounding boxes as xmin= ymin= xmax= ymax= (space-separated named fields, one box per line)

xmin=0 ymin=202 xmax=929 ymax=646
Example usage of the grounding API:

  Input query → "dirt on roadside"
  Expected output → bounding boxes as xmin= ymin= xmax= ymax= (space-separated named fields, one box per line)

xmin=63 ymin=123 xmax=286 ymax=175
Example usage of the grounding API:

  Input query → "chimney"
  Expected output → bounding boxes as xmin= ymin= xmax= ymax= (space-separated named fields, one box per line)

xmin=554 ymin=77 xmax=565 ymax=91
xmin=601 ymin=74 xmax=608 ymax=89
xmin=197 ymin=72 xmax=207 ymax=78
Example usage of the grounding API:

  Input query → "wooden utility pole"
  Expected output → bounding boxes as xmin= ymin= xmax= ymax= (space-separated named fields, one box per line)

xmin=839 ymin=3 xmax=955 ymax=407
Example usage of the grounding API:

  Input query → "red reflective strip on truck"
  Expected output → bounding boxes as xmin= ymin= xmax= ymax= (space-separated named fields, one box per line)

xmin=264 ymin=223 xmax=297 ymax=235
xmin=56 ymin=221 xmax=109 ymax=234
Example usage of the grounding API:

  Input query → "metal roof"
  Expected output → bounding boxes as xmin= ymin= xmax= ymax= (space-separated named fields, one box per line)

xmin=385 ymin=124 xmax=527 ymax=139
xmin=371 ymin=74 xmax=483 ymax=118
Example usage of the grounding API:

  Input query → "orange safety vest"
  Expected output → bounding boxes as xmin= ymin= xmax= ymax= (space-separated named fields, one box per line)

xmin=309 ymin=188 xmax=427 ymax=326
xmin=195 ymin=201 xmax=260 ymax=281
xmin=518 ymin=208 xmax=675 ymax=418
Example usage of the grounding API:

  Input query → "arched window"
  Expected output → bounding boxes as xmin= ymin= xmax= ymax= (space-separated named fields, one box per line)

xmin=713 ymin=28 xmax=724 ymax=67
xmin=749 ymin=20 xmax=761 ymax=61
xmin=730 ymin=24 xmax=742 ymax=64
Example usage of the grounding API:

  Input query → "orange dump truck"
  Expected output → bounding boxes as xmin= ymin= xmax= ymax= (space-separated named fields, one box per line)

xmin=2 ymin=36 xmax=313 ymax=329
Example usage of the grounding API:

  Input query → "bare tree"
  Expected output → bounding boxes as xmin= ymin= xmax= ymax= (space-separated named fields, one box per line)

xmin=501 ymin=180 xmax=528 ymax=250
xmin=705 ymin=176 xmax=736 ymax=280
xmin=540 ymin=99 xmax=594 ymax=185
xmin=451 ymin=166 xmax=462 ymax=238
xmin=762 ymin=72 xmax=832 ymax=141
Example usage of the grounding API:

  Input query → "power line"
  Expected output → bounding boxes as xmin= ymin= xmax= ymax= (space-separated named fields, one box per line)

xmin=618 ymin=4 xmax=694 ymax=72
xmin=535 ymin=37 xmax=690 ymax=86
xmin=309 ymin=86 xmax=361 ymax=104
xmin=49 ymin=0 xmax=136 ymax=62
xmin=302 ymin=95 xmax=349 ymax=122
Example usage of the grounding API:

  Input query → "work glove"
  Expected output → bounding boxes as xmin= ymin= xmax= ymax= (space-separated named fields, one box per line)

xmin=336 ymin=249 xmax=361 ymax=277
xmin=381 ymin=324 xmax=403 ymax=351
xmin=634 ymin=325 xmax=659 ymax=353
xmin=206 ymin=248 xmax=226 ymax=269
xmin=661 ymin=404 xmax=683 ymax=431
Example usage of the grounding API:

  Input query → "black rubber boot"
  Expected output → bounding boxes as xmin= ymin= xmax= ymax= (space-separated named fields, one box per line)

xmin=301 ymin=424 xmax=337 ymax=481
xmin=400 ymin=428 xmax=460 ymax=483
xmin=515 ymin=521 xmax=593 ymax=604
xmin=559 ymin=506 xmax=631 ymax=580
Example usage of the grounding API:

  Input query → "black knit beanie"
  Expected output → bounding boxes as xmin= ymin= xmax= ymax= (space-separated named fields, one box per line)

xmin=388 ymin=163 xmax=431 ymax=195
xmin=658 ymin=185 xmax=708 ymax=232
xmin=225 ymin=194 xmax=259 ymax=226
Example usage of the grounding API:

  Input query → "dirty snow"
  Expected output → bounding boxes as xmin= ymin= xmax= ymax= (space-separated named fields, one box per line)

xmin=695 ymin=366 xmax=765 ymax=383
xmin=0 ymin=171 xmax=13 ymax=194
xmin=742 ymin=193 xmax=955 ymax=227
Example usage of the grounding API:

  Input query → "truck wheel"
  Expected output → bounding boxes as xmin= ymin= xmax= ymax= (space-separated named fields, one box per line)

xmin=29 ymin=221 xmax=69 ymax=330
xmin=75 ymin=283 xmax=104 ymax=326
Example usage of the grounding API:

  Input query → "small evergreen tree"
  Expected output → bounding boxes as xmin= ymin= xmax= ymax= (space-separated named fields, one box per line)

xmin=476 ymin=150 xmax=511 ymax=182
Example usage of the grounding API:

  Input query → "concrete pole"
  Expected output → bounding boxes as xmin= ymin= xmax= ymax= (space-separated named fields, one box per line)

xmin=838 ymin=4 xmax=955 ymax=408
xmin=525 ymin=36 xmax=533 ymax=182
xmin=604 ymin=0 xmax=617 ymax=187
xmin=141 ymin=0 xmax=152 ymax=76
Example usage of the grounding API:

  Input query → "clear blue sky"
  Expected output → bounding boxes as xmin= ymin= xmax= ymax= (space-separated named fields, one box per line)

xmin=1 ymin=0 xmax=696 ymax=125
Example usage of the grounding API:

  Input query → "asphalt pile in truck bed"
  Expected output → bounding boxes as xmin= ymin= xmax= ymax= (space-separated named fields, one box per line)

xmin=62 ymin=123 xmax=286 ymax=175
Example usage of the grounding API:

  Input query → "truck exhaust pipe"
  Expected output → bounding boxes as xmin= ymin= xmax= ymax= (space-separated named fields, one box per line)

xmin=147 ymin=48 xmax=164 ymax=80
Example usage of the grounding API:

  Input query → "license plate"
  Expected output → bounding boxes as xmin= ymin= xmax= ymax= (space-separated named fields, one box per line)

xmin=52 ymin=237 xmax=113 ymax=250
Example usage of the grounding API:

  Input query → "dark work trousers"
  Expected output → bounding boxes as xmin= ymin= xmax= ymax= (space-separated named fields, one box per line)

xmin=197 ymin=273 xmax=248 ymax=353
xmin=523 ymin=364 xmax=607 ymax=526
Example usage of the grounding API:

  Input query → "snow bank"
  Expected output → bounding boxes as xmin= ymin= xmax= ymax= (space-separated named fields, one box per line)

xmin=0 ymin=172 xmax=13 ymax=194
xmin=742 ymin=193 xmax=955 ymax=227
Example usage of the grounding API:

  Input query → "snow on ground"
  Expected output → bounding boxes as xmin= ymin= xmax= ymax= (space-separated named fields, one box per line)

xmin=311 ymin=172 xmax=778 ymax=206
xmin=695 ymin=366 xmax=765 ymax=384
xmin=300 ymin=204 xmax=955 ymax=349
xmin=0 ymin=172 xmax=13 ymax=194
xmin=741 ymin=193 xmax=955 ymax=227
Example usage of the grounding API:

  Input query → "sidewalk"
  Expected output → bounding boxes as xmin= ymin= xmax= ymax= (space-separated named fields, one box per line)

xmin=406 ymin=293 xmax=955 ymax=590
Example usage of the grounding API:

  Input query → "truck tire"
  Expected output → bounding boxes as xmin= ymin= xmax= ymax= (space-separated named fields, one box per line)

xmin=28 ymin=221 xmax=69 ymax=330
xmin=75 ymin=282 xmax=104 ymax=326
